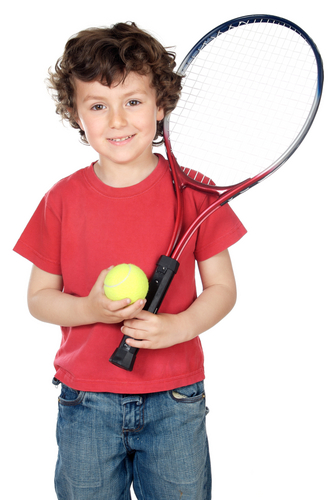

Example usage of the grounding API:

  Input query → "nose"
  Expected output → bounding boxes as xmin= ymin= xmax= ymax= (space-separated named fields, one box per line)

xmin=108 ymin=106 xmax=127 ymax=129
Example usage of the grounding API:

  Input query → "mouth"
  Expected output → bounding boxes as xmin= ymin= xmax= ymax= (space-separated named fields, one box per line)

xmin=108 ymin=135 xmax=135 ymax=144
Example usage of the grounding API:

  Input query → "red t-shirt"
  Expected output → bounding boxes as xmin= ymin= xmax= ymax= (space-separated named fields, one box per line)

xmin=14 ymin=154 xmax=246 ymax=393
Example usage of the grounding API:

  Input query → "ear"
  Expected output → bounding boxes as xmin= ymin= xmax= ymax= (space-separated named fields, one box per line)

xmin=156 ymin=107 xmax=165 ymax=121
xmin=68 ymin=107 xmax=84 ymax=130
xmin=76 ymin=118 xmax=84 ymax=131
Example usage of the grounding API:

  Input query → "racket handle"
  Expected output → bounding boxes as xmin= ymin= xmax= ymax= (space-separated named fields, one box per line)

xmin=109 ymin=255 xmax=179 ymax=371
xmin=144 ymin=255 xmax=180 ymax=314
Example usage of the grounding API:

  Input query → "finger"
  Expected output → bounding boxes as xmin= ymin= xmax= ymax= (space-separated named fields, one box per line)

xmin=131 ymin=309 xmax=153 ymax=320
xmin=123 ymin=317 xmax=140 ymax=329
xmin=107 ymin=299 xmax=147 ymax=320
xmin=106 ymin=297 xmax=132 ymax=311
xmin=97 ymin=267 xmax=114 ymax=290
xmin=125 ymin=336 xmax=152 ymax=350
xmin=121 ymin=321 xmax=145 ymax=336
xmin=123 ymin=311 xmax=154 ymax=330
xmin=122 ymin=310 xmax=154 ymax=328
xmin=121 ymin=325 xmax=138 ymax=339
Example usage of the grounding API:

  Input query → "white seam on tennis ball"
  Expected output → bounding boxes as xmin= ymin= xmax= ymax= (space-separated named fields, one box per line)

xmin=104 ymin=265 xmax=132 ymax=289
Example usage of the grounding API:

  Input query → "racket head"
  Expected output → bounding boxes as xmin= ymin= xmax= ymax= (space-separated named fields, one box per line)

xmin=164 ymin=15 xmax=324 ymax=193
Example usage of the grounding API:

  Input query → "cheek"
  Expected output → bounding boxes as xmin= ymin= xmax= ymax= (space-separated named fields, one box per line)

xmin=79 ymin=118 xmax=101 ymax=140
xmin=136 ymin=114 xmax=158 ymax=137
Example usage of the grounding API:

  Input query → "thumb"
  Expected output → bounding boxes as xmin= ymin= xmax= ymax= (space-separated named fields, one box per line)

xmin=95 ymin=266 xmax=114 ymax=290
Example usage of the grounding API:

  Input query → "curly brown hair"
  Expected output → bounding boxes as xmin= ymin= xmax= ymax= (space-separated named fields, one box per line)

xmin=47 ymin=22 xmax=182 ymax=145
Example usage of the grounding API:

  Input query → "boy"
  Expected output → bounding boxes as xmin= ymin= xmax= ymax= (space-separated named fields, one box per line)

xmin=14 ymin=22 xmax=246 ymax=499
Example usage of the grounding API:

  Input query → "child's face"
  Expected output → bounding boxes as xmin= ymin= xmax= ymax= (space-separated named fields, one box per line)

xmin=74 ymin=72 xmax=164 ymax=172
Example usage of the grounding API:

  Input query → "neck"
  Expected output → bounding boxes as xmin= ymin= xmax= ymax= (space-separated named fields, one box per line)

xmin=95 ymin=154 xmax=159 ymax=187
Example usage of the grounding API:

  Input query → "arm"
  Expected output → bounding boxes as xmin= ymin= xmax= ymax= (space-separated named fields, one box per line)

xmin=123 ymin=248 xmax=237 ymax=349
xmin=27 ymin=265 xmax=146 ymax=327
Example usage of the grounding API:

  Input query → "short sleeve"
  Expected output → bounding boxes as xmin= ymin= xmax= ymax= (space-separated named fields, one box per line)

xmin=13 ymin=191 xmax=62 ymax=275
xmin=194 ymin=202 xmax=246 ymax=262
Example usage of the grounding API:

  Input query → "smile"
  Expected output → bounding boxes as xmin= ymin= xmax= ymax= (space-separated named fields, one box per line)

xmin=109 ymin=135 xmax=134 ymax=143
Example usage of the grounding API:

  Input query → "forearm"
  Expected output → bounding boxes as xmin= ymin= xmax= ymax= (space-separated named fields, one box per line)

xmin=177 ymin=250 xmax=237 ymax=342
xmin=176 ymin=282 xmax=237 ymax=342
xmin=28 ymin=288 xmax=92 ymax=327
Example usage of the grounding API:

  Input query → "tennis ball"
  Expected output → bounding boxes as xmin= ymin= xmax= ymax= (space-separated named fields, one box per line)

xmin=104 ymin=264 xmax=149 ymax=304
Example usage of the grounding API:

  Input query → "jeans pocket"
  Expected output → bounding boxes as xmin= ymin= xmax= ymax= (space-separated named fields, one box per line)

xmin=171 ymin=380 xmax=205 ymax=404
xmin=58 ymin=383 xmax=85 ymax=406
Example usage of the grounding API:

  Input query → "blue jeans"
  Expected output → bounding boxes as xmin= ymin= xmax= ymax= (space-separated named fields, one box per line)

xmin=53 ymin=379 xmax=211 ymax=499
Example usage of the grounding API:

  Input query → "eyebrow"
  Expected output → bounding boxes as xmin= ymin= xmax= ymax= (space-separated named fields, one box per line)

xmin=82 ymin=89 xmax=148 ymax=103
xmin=83 ymin=95 xmax=106 ymax=103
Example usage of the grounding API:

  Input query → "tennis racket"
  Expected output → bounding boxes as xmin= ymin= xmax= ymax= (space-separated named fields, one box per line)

xmin=110 ymin=14 xmax=324 ymax=371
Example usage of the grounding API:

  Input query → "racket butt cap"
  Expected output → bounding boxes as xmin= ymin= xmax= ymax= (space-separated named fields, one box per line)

xmin=109 ymin=338 xmax=138 ymax=371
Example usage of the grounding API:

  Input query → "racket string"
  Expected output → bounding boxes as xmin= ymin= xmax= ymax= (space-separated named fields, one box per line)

xmin=168 ymin=19 xmax=319 ymax=188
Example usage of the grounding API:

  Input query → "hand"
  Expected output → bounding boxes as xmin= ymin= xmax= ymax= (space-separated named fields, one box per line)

xmin=83 ymin=268 xmax=147 ymax=325
xmin=121 ymin=311 xmax=188 ymax=350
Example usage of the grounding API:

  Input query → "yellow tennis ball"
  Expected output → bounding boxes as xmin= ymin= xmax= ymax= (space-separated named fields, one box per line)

xmin=104 ymin=264 xmax=149 ymax=304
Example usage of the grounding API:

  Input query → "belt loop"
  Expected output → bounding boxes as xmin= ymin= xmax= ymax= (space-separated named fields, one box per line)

xmin=52 ymin=377 xmax=60 ymax=387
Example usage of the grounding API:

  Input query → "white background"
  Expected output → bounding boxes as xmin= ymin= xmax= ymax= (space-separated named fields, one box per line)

xmin=2 ymin=0 xmax=332 ymax=498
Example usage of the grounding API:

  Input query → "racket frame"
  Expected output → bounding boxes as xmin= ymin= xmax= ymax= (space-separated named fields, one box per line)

xmin=109 ymin=14 xmax=324 ymax=370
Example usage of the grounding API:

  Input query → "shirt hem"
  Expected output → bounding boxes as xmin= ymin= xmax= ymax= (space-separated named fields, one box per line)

xmin=54 ymin=367 xmax=205 ymax=394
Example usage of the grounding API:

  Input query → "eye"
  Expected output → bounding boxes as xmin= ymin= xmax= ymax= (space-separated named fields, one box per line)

xmin=127 ymin=99 xmax=141 ymax=107
xmin=91 ymin=104 xmax=106 ymax=111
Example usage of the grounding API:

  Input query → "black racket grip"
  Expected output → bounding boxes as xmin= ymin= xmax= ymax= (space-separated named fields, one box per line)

xmin=144 ymin=255 xmax=180 ymax=314
xmin=109 ymin=255 xmax=179 ymax=371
